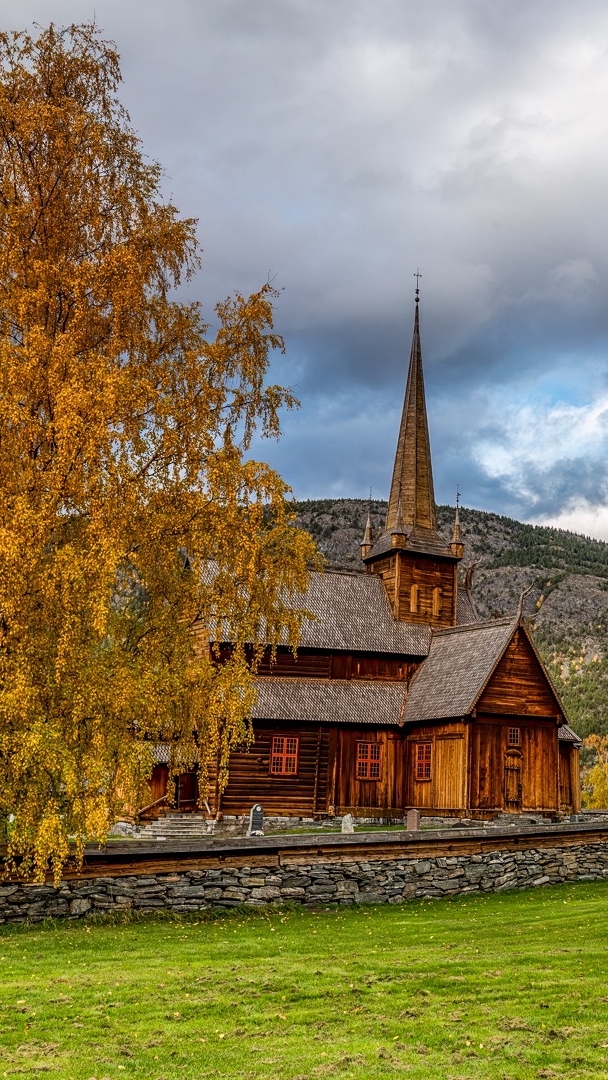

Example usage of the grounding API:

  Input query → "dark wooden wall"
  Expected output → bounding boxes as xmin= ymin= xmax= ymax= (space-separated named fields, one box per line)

xmin=468 ymin=718 xmax=558 ymax=812
xmin=330 ymin=728 xmax=405 ymax=816
xmin=218 ymin=646 xmax=412 ymax=682
xmin=369 ymin=552 xmax=457 ymax=628
xmin=477 ymin=628 xmax=562 ymax=718
xmin=218 ymin=723 xmax=326 ymax=818
xmin=559 ymin=743 xmax=581 ymax=813
xmin=404 ymin=723 xmax=467 ymax=810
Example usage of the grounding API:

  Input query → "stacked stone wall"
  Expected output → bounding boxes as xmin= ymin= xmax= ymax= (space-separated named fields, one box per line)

xmin=1 ymin=839 xmax=608 ymax=923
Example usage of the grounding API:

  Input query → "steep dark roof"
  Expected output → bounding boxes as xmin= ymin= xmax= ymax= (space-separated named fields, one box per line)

xmin=252 ymin=677 xmax=406 ymax=726
xmin=293 ymin=570 xmax=431 ymax=656
xmin=404 ymin=618 xmax=516 ymax=722
xmin=558 ymin=723 xmax=583 ymax=746
xmin=456 ymin=587 xmax=478 ymax=626
xmin=208 ymin=564 xmax=431 ymax=657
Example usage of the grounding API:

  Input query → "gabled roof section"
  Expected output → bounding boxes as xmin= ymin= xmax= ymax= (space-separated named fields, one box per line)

xmin=253 ymin=677 xmax=406 ymax=726
xmin=404 ymin=617 xmax=517 ymax=722
xmin=405 ymin=616 xmax=567 ymax=723
xmin=294 ymin=570 xmax=431 ymax=656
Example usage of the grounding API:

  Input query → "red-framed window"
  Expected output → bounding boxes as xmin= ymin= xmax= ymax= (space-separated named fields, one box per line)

xmin=356 ymin=742 xmax=381 ymax=780
xmin=415 ymin=742 xmax=432 ymax=780
xmin=270 ymin=735 xmax=300 ymax=775
xmin=508 ymin=727 xmax=521 ymax=746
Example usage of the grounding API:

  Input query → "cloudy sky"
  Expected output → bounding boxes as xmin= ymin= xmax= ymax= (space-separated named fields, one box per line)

xmin=6 ymin=1 xmax=608 ymax=537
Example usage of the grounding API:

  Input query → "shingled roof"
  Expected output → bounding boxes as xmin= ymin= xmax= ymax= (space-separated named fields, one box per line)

xmin=252 ymin=677 xmax=406 ymax=726
xmin=404 ymin=617 xmax=517 ymax=723
xmin=293 ymin=570 xmax=431 ymax=656
xmin=558 ymin=723 xmax=583 ymax=746
xmin=456 ymin=586 xmax=477 ymax=626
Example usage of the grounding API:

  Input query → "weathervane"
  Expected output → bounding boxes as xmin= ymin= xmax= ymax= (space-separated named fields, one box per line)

xmin=414 ymin=268 xmax=422 ymax=301
xmin=456 ymin=485 xmax=461 ymax=510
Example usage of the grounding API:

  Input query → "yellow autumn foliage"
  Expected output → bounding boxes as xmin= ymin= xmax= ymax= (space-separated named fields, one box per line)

xmin=581 ymin=734 xmax=608 ymax=809
xmin=0 ymin=24 xmax=318 ymax=880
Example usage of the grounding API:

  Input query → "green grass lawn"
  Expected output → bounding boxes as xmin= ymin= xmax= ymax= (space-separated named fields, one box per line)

xmin=1 ymin=880 xmax=608 ymax=1079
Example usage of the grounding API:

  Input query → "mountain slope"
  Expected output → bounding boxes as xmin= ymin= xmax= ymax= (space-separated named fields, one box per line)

xmin=293 ymin=499 xmax=608 ymax=739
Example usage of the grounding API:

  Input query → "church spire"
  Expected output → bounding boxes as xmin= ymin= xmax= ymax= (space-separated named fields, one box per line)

xmin=385 ymin=288 xmax=436 ymax=534
xmin=362 ymin=278 xmax=462 ymax=626
xmin=360 ymin=507 xmax=373 ymax=559
xmin=450 ymin=489 xmax=464 ymax=558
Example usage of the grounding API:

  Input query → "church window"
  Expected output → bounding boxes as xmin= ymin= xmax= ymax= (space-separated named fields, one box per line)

xmin=410 ymin=584 xmax=420 ymax=613
xmin=357 ymin=742 xmax=381 ymax=779
xmin=270 ymin=736 xmax=300 ymax=775
xmin=508 ymin=727 xmax=521 ymax=747
xmin=415 ymin=742 xmax=432 ymax=780
xmin=432 ymin=586 xmax=442 ymax=616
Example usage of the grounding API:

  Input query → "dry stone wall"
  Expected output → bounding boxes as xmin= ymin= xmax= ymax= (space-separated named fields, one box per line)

xmin=1 ymin=839 xmax=608 ymax=923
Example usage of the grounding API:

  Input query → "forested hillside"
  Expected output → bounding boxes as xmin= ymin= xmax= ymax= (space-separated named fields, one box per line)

xmin=294 ymin=499 xmax=608 ymax=740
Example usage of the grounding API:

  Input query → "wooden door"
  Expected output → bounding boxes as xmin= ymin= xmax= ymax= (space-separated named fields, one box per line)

xmin=504 ymin=750 xmax=522 ymax=810
xmin=176 ymin=771 xmax=198 ymax=812
xmin=434 ymin=735 xmax=465 ymax=809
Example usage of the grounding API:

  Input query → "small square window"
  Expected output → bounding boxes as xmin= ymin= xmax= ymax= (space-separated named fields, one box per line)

xmin=415 ymin=742 xmax=432 ymax=780
xmin=508 ymin=727 xmax=520 ymax=746
xmin=357 ymin=742 xmax=382 ymax=780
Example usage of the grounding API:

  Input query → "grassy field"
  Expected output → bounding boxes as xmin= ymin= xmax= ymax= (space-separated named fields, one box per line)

xmin=1 ymin=880 xmax=608 ymax=1079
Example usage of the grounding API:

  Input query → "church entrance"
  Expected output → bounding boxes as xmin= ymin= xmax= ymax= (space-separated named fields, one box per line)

xmin=504 ymin=750 xmax=522 ymax=810
xmin=174 ymin=770 xmax=198 ymax=812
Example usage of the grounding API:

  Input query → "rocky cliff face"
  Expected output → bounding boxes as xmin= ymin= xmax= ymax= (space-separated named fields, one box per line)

xmin=294 ymin=499 xmax=608 ymax=739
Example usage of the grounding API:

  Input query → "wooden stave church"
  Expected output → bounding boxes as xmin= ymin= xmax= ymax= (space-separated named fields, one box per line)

xmin=146 ymin=293 xmax=582 ymax=822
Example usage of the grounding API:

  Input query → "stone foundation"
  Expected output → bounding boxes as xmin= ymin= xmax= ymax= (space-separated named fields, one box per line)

xmin=2 ymin=837 xmax=608 ymax=923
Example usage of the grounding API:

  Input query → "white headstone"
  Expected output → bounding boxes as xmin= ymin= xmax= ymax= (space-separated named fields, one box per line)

xmin=341 ymin=813 xmax=355 ymax=834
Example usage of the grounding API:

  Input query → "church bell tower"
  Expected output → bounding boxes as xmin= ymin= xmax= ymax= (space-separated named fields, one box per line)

xmin=361 ymin=287 xmax=462 ymax=628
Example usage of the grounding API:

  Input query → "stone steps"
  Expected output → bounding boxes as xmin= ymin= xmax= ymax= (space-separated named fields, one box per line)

xmin=141 ymin=813 xmax=215 ymax=840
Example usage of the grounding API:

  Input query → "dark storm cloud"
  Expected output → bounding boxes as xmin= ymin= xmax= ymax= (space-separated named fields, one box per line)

xmin=6 ymin=0 xmax=608 ymax=534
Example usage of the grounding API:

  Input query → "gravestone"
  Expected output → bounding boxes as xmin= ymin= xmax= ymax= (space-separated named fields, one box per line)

xmin=406 ymin=809 xmax=421 ymax=831
xmin=341 ymin=813 xmax=354 ymax=834
xmin=247 ymin=803 xmax=264 ymax=837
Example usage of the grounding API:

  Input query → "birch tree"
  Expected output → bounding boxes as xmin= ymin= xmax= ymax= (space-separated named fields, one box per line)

xmin=0 ymin=23 xmax=316 ymax=879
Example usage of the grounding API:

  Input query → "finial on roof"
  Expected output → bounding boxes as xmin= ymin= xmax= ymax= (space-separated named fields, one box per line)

xmin=414 ymin=268 xmax=422 ymax=302
xmin=360 ymin=497 xmax=374 ymax=561
xmin=449 ymin=486 xmax=464 ymax=557
xmin=517 ymin=584 xmax=534 ymax=621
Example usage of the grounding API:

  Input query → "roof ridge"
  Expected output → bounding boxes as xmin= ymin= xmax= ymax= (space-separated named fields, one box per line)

xmin=255 ymin=675 xmax=406 ymax=687
xmin=309 ymin=567 xmax=371 ymax=579
xmin=433 ymin=616 xmax=516 ymax=637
